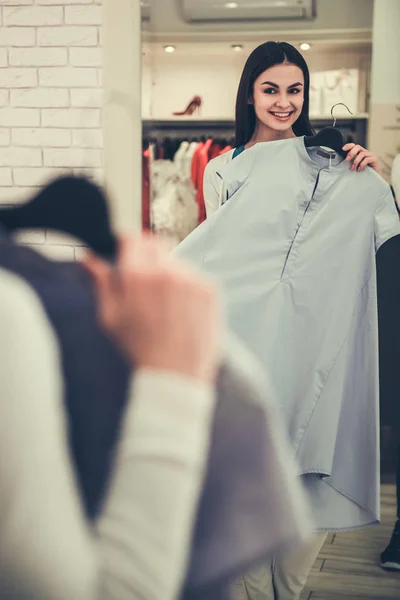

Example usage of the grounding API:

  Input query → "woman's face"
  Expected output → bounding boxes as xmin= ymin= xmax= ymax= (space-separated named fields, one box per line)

xmin=250 ymin=63 xmax=305 ymax=133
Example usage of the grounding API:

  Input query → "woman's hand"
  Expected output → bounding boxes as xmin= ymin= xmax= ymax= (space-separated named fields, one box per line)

xmin=82 ymin=234 xmax=221 ymax=385
xmin=343 ymin=143 xmax=379 ymax=173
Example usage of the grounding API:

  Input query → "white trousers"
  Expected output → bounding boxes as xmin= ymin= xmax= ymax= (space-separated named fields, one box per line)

xmin=238 ymin=532 xmax=327 ymax=600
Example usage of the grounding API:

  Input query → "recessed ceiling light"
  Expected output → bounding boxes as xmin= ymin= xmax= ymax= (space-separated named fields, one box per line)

xmin=300 ymin=43 xmax=311 ymax=51
xmin=164 ymin=45 xmax=176 ymax=53
xmin=231 ymin=44 xmax=244 ymax=52
xmin=225 ymin=2 xmax=238 ymax=8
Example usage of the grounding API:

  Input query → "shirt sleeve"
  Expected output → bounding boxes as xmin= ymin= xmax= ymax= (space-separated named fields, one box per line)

xmin=203 ymin=160 xmax=223 ymax=217
xmin=216 ymin=147 xmax=255 ymax=200
xmin=0 ymin=270 xmax=95 ymax=600
xmin=374 ymin=187 xmax=400 ymax=252
xmin=0 ymin=269 xmax=216 ymax=600
xmin=98 ymin=372 xmax=215 ymax=600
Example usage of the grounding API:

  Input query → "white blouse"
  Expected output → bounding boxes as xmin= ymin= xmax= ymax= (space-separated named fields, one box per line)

xmin=203 ymin=149 xmax=235 ymax=217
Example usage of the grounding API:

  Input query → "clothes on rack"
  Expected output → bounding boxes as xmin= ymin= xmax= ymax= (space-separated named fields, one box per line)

xmin=149 ymin=153 xmax=198 ymax=246
xmin=142 ymin=146 xmax=151 ymax=231
xmin=143 ymin=135 xmax=234 ymax=235
xmin=191 ymin=138 xmax=233 ymax=223
xmin=192 ymin=139 xmax=214 ymax=223
xmin=185 ymin=141 xmax=200 ymax=180
xmin=0 ymin=216 xmax=312 ymax=600
xmin=175 ymin=135 xmax=400 ymax=533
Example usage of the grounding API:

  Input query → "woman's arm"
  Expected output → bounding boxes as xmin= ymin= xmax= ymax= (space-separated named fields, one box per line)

xmin=98 ymin=372 xmax=215 ymax=600
xmin=0 ymin=270 xmax=216 ymax=600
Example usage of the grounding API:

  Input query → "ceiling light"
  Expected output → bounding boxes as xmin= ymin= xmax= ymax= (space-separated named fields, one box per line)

xmin=231 ymin=44 xmax=244 ymax=52
xmin=225 ymin=2 xmax=238 ymax=8
xmin=300 ymin=43 xmax=311 ymax=51
xmin=164 ymin=45 xmax=176 ymax=53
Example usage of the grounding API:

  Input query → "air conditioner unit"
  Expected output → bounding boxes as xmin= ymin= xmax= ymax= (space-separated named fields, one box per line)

xmin=181 ymin=0 xmax=316 ymax=22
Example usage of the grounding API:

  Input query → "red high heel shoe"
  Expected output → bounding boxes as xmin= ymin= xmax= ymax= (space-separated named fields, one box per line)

xmin=173 ymin=96 xmax=202 ymax=117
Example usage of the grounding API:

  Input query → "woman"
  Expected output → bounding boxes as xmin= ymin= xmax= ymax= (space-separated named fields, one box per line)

xmin=201 ymin=41 xmax=378 ymax=600
xmin=204 ymin=41 xmax=378 ymax=217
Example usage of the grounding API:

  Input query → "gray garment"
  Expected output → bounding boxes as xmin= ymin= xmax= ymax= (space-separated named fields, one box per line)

xmin=0 ymin=229 xmax=312 ymax=598
xmin=175 ymin=136 xmax=400 ymax=531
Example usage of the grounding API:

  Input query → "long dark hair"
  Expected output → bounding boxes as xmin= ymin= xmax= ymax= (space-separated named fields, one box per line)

xmin=234 ymin=41 xmax=314 ymax=147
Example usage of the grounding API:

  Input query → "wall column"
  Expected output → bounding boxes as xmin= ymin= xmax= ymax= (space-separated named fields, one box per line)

xmin=368 ymin=0 xmax=400 ymax=182
xmin=103 ymin=0 xmax=142 ymax=232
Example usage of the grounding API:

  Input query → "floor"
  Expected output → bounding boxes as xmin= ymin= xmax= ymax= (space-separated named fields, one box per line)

xmin=301 ymin=484 xmax=400 ymax=599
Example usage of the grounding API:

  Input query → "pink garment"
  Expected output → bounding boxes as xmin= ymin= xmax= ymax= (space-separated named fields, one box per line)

xmin=196 ymin=139 xmax=214 ymax=224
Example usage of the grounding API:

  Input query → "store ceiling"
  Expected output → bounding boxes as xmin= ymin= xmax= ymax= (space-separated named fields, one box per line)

xmin=181 ymin=0 xmax=315 ymax=22
xmin=141 ymin=0 xmax=373 ymax=44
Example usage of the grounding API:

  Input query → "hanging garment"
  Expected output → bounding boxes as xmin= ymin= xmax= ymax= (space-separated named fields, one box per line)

xmin=151 ymin=159 xmax=198 ymax=245
xmin=184 ymin=141 xmax=199 ymax=180
xmin=174 ymin=140 xmax=190 ymax=175
xmin=191 ymin=141 xmax=204 ymax=188
xmin=142 ymin=147 xmax=151 ymax=230
xmin=209 ymin=142 xmax=223 ymax=161
xmin=0 ymin=228 xmax=312 ymax=599
xmin=196 ymin=139 xmax=214 ymax=224
xmin=219 ymin=145 xmax=233 ymax=156
xmin=175 ymin=135 xmax=400 ymax=531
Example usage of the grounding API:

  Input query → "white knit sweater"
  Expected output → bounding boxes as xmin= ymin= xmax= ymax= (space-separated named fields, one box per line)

xmin=0 ymin=268 xmax=215 ymax=600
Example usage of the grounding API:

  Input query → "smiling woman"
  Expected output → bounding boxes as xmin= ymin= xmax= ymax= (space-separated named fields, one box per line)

xmin=203 ymin=41 xmax=379 ymax=216
xmin=249 ymin=66 xmax=305 ymax=134
xmin=200 ymin=39 xmax=384 ymax=600
xmin=234 ymin=41 xmax=314 ymax=146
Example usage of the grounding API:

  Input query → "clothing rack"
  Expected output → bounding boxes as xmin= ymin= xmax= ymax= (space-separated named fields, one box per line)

xmin=143 ymin=136 xmax=234 ymax=161
xmin=142 ymin=115 xmax=368 ymax=147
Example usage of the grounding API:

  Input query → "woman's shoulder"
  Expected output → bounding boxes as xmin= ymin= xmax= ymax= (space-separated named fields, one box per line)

xmin=204 ymin=149 xmax=235 ymax=178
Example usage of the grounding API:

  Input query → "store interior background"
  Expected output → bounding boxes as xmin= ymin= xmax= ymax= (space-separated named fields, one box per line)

xmin=140 ymin=2 xmax=400 ymax=596
xmin=0 ymin=0 xmax=396 ymax=596
xmin=141 ymin=0 xmax=398 ymax=181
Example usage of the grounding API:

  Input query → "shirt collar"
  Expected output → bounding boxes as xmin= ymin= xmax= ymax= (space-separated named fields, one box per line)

xmin=295 ymin=135 xmax=349 ymax=174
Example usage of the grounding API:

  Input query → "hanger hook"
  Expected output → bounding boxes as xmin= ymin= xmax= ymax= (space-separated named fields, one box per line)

xmin=330 ymin=103 xmax=353 ymax=127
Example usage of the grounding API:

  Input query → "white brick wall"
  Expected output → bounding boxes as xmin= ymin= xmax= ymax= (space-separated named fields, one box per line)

xmin=0 ymin=0 xmax=103 ymax=260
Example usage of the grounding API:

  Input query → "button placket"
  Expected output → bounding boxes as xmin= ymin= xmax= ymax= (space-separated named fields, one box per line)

xmin=281 ymin=168 xmax=321 ymax=281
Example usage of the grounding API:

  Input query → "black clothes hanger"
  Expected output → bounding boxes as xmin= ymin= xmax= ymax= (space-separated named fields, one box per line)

xmin=0 ymin=176 xmax=117 ymax=260
xmin=304 ymin=103 xmax=353 ymax=157
xmin=305 ymin=126 xmax=346 ymax=156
